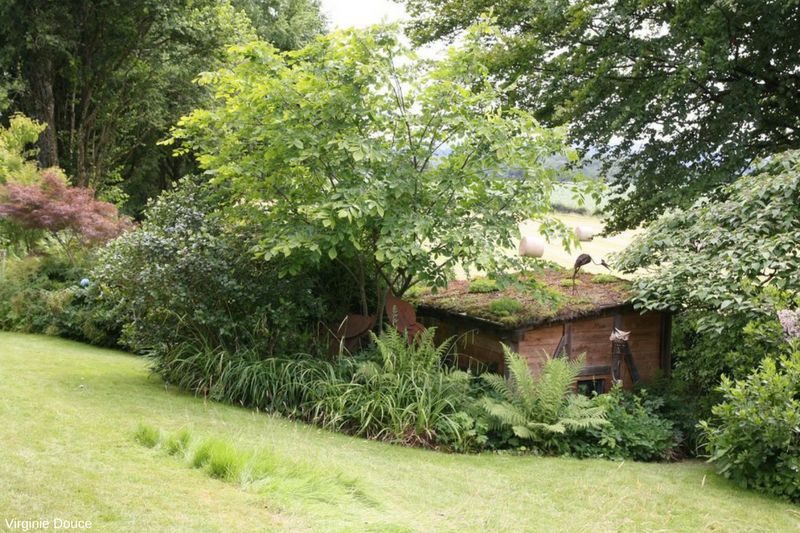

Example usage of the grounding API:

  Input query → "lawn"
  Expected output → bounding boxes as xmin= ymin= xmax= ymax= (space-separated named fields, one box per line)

xmin=2 ymin=332 xmax=798 ymax=532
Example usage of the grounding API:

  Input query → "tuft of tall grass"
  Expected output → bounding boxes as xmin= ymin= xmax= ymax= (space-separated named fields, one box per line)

xmin=163 ymin=428 xmax=192 ymax=456
xmin=134 ymin=423 xmax=161 ymax=448
xmin=134 ymin=426 xmax=367 ymax=506
xmin=199 ymin=439 xmax=247 ymax=481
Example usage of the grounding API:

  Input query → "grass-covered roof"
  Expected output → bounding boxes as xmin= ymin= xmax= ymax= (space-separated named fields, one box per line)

xmin=409 ymin=265 xmax=633 ymax=329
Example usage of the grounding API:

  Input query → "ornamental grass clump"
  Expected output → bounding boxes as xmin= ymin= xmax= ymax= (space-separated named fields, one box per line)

xmin=309 ymin=327 xmax=472 ymax=447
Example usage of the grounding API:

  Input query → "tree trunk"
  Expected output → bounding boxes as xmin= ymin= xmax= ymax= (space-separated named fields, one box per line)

xmin=27 ymin=56 xmax=59 ymax=169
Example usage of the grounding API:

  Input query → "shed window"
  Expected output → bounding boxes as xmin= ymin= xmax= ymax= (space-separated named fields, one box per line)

xmin=577 ymin=379 xmax=605 ymax=396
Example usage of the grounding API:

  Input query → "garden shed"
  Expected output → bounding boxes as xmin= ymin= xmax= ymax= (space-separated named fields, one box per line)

xmin=411 ymin=269 xmax=671 ymax=393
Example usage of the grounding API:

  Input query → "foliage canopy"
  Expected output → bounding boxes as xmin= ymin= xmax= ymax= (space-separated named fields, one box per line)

xmin=172 ymin=25 xmax=575 ymax=315
xmin=615 ymin=150 xmax=800 ymax=328
xmin=403 ymin=0 xmax=800 ymax=231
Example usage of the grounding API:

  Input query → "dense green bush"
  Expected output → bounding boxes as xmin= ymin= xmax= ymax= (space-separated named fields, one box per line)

xmin=700 ymin=350 xmax=800 ymax=502
xmin=92 ymin=178 xmax=328 ymax=357
xmin=0 ymin=253 xmax=118 ymax=346
xmin=569 ymin=387 xmax=678 ymax=461
xmin=665 ymin=312 xmax=789 ymax=451
xmin=310 ymin=328 xmax=475 ymax=448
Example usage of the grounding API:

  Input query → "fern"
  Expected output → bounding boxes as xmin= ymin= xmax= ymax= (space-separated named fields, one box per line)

xmin=479 ymin=344 xmax=607 ymax=451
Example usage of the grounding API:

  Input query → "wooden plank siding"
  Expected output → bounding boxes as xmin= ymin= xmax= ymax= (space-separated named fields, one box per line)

xmin=419 ymin=308 xmax=669 ymax=392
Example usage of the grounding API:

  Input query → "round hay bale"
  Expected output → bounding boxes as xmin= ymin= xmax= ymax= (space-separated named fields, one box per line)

xmin=518 ymin=236 xmax=545 ymax=257
xmin=574 ymin=226 xmax=597 ymax=241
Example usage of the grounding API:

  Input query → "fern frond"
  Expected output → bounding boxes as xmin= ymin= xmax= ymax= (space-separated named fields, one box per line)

xmin=502 ymin=344 xmax=538 ymax=413
xmin=479 ymin=397 xmax=528 ymax=428
xmin=528 ymin=421 xmax=567 ymax=434
xmin=480 ymin=372 xmax=514 ymax=402
xmin=512 ymin=425 xmax=533 ymax=439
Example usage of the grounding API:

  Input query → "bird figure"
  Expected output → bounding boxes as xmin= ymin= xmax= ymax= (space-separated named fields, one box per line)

xmin=572 ymin=253 xmax=611 ymax=291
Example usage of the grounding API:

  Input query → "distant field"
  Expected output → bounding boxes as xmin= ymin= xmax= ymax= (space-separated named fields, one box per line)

xmin=519 ymin=212 xmax=638 ymax=275
xmin=455 ymin=211 xmax=638 ymax=280
xmin=550 ymin=182 xmax=605 ymax=215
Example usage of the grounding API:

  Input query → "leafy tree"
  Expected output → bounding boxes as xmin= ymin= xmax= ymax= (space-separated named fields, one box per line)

xmin=403 ymin=1 xmax=800 ymax=231
xmin=0 ymin=0 xmax=324 ymax=213
xmin=615 ymin=150 xmax=800 ymax=325
xmin=0 ymin=170 xmax=131 ymax=262
xmin=0 ymin=114 xmax=46 ymax=185
xmin=171 ymin=25 xmax=576 ymax=317
xmin=480 ymin=345 xmax=607 ymax=451
xmin=233 ymin=0 xmax=326 ymax=49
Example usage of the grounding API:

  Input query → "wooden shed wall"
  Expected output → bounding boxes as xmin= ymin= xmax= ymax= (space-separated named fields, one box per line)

xmin=421 ymin=316 xmax=508 ymax=374
xmin=421 ymin=309 xmax=668 ymax=391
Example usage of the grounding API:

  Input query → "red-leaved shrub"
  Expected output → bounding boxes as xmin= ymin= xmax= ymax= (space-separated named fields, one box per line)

xmin=0 ymin=170 xmax=131 ymax=257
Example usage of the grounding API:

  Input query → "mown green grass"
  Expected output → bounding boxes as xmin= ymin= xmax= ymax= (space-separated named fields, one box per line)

xmin=1 ymin=332 xmax=798 ymax=532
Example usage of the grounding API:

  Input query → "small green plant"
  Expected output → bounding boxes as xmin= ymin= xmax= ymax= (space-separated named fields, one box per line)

xmin=559 ymin=278 xmax=580 ymax=287
xmin=569 ymin=386 xmax=677 ymax=461
xmin=591 ymin=274 xmax=619 ymax=284
xmin=164 ymin=428 xmax=192 ymax=456
xmin=134 ymin=423 xmax=161 ymax=448
xmin=468 ymin=278 xmax=499 ymax=293
xmin=488 ymin=297 xmax=523 ymax=317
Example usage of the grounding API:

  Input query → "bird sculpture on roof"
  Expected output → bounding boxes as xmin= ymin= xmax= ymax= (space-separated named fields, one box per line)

xmin=572 ymin=253 xmax=611 ymax=291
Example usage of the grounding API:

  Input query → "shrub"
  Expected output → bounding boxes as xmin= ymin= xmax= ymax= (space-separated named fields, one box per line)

xmin=468 ymin=278 xmax=499 ymax=293
xmin=0 ymin=254 xmax=119 ymax=346
xmin=0 ymin=170 xmax=131 ymax=263
xmin=665 ymin=311 xmax=789 ymax=451
xmin=699 ymin=350 xmax=800 ymax=502
xmin=93 ymin=178 xmax=328 ymax=357
xmin=569 ymin=386 xmax=677 ymax=461
xmin=479 ymin=346 xmax=607 ymax=452
xmin=488 ymin=297 xmax=523 ymax=317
